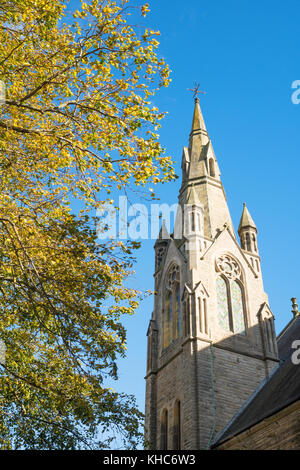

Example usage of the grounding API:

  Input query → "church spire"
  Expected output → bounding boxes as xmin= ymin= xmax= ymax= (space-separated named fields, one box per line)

xmin=187 ymin=81 xmax=206 ymax=131
xmin=187 ymin=98 xmax=210 ymax=175
xmin=179 ymin=94 xmax=234 ymax=239
xmin=191 ymin=97 xmax=207 ymax=135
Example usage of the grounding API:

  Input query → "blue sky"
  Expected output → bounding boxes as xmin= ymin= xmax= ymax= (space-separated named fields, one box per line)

xmin=70 ymin=0 xmax=300 ymax=436
xmin=109 ymin=0 xmax=300 ymax=425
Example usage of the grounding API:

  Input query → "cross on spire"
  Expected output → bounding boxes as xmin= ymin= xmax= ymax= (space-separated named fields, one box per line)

xmin=187 ymin=81 xmax=206 ymax=101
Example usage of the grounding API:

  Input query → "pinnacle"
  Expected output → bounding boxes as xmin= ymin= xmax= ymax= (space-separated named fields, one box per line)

xmin=238 ymin=203 xmax=257 ymax=233
xmin=191 ymin=97 xmax=207 ymax=133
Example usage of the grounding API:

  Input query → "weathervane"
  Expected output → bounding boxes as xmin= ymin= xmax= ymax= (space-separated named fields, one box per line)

xmin=187 ymin=81 xmax=206 ymax=100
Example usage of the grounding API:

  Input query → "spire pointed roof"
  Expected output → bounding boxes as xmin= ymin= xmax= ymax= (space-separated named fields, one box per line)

xmin=179 ymin=96 xmax=235 ymax=239
xmin=191 ymin=97 xmax=207 ymax=133
xmin=157 ymin=218 xmax=170 ymax=240
xmin=186 ymin=97 xmax=210 ymax=179
xmin=238 ymin=203 xmax=257 ymax=233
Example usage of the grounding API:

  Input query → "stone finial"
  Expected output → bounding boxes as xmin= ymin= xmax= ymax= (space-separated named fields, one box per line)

xmin=190 ymin=93 xmax=207 ymax=133
xmin=291 ymin=297 xmax=300 ymax=317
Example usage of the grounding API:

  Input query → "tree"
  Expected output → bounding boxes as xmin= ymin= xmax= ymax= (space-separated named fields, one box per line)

xmin=0 ymin=0 xmax=173 ymax=449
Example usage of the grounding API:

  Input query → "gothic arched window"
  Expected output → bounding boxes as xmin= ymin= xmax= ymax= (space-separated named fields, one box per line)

xmin=173 ymin=401 xmax=181 ymax=450
xmin=163 ymin=291 xmax=171 ymax=349
xmin=231 ymin=280 xmax=245 ymax=334
xmin=245 ymin=233 xmax=251 ymax=251
xmin=216 ymin=255 xmax=246 ymax=335
xmin=175 ymin=284 xmax=181 ymax=338
xmin=252 ymin=234 xmax=257 ymax=252
xmin=209 ymin=158 xmax=215 ymax=177
xmin=263 ymin=317 xmax=275 ymax=354
xmin=183 ymin=296 xmax=190 ymax=337
xmin=160 ymin=409 xmax=168 ymax=449
xmin=147 ymin=334 xmax=152 ymax=371
xmin=259 ymin=308 xmax=276 ymax=357
xmin=191 ymin=212 xmax=195 ymax=232
xmin=163 ymin=265 xmax=181 ymax=348
xmin=216 ymin=276 xmax=231 ymax=332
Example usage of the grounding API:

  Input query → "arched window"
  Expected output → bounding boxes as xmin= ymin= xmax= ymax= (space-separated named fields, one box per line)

xmin=216 ymin=255 xmax=246 ymax=335
xmin=160 ymin=409 xmax=168 ymax=449
xmin=147 ymin=334 xmax=152 ymax=371
xmin=246 ymin=233 xmax=251 ymax=251
xmin=259 ymin=308 xmax=276 ymax=357
xmin=163 ymin=265 xmax=181 ymax=348
xmin=252 ymin=234 xmax=257 ymax=252
xmin=163 ymin=291 xmax=172 ymax=349
xmin=183 ymin=298 xmax=190 ymax=337
xmin=209 ymin=158 xmax=215 ymax=177
xmin=264 ymin=318 xmax=275 ymax=353
xmin=198 ymin=296 xmax=208 ymax=335
xmin=191 ymin=212 xmax=195 ymax=232
xmin=175 ymin=284 xmax=181 ymax=338
xmin=216 ymin=276 xmax=231 ymax=332
xmin=231 ymin=281 xmax=245 ymax=334
xmin=255 ymin=259 xmax=260 ymax=272
xmin=241 ymin=234 xmax=246 ymax=250
xmin=197 ymin=213 xmax=201 ymax=231
xmin=173 ymin=401 xmax=181 ymax=450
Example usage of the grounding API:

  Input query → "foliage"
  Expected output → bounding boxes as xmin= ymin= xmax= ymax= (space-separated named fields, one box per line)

xmin=0 ymin=0 xmax=172 ymax=449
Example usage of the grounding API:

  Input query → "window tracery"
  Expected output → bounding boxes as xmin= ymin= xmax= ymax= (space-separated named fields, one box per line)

xmin=163 ymin=265 xmax=181 ymax=348
xmin=216 ymin=255 xmax=246 ymax=335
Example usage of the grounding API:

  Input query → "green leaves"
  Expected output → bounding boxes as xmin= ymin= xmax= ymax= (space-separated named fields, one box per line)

xmin=0 ymin=212 xmax=144 ymax=449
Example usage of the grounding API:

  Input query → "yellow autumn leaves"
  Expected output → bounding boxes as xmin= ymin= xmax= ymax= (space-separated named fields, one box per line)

xmin=0 ymin=0 xmax=172 ymax=449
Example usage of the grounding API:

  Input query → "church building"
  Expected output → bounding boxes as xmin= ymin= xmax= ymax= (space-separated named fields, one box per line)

xmin=144 ymin=97 xmax=300 ymax=450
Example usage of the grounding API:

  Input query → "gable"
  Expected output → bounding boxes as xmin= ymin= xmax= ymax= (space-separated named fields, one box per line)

xmin=156 ymin=237 xmax=186 ymax=290
xmin=201 ymin=227 xmax=258 ymax=280
xmin=257 ymin=302 xmax=274 ymax=321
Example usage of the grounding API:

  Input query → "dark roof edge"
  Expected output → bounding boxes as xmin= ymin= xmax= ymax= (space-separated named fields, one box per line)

xmin=277 ymin=315 xmax=298 ymax=342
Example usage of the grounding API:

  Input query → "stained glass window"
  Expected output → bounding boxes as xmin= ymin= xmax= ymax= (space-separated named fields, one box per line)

xmin=231 ymin=281 xmax=246 ymax=334
xmin=174 ymin=285 xmax=180 ymax=338
xmin=216 ymin=255 xmax=247 ymax=335
xmin=216 ymin=276 xmax=230 ymax=331
xmin=163 ymin=265 xmax=181 ymax=348
xmin=168 ymin=291 xmax=173 ymax=341
xmin=164 ymin=291 xmax=171 ymax=348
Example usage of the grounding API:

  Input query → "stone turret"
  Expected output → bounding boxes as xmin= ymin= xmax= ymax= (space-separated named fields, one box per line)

xmin=238 ymin=203 xmax=258 ymax=254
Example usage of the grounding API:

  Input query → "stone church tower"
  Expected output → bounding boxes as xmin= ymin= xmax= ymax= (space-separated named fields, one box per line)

xmin=145 ymin=98 xmax=279 ymax=450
